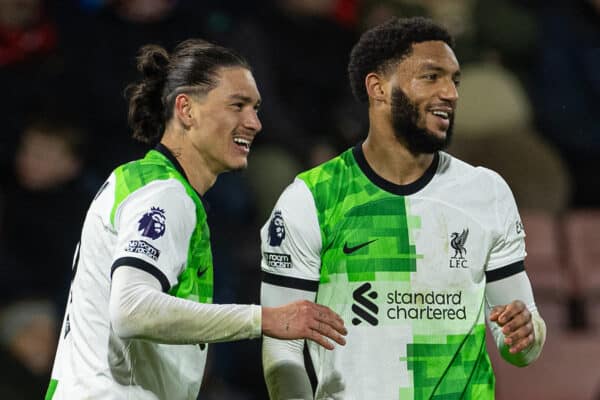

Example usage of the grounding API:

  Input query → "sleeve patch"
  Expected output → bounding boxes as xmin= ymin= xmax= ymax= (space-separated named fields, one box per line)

xmin=266 ymin=210 xmax=286 ymax=246
xmin=138 ymin=206 xmax=167 ymax=240
xmin=125 ymin=239 xmax=161 ymax=261
xmin=264 ymin=252 xmax=292 ymax=269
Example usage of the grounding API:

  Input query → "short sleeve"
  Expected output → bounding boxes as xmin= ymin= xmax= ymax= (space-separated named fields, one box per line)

xmin=485 ymin=171 xmax=527 ymax=281
xmin=260 ymin=178 xmax=322 ymax=292
xmin=111 ymin=180 xmax=196 ymax=292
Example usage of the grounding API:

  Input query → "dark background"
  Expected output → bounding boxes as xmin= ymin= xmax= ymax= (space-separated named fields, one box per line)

xmin=0 ymin=0 xmax=599 ymax=398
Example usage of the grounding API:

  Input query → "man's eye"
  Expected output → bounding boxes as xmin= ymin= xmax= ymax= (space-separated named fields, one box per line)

xmin=424 ymin=74 xmax=437 ymax=81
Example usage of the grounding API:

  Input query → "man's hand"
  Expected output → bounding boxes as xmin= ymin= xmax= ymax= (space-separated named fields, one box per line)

xmin=262 ymin=300 xmax=347 ymax=350
xmin=489 ymin=300 xmax=534 ymax=354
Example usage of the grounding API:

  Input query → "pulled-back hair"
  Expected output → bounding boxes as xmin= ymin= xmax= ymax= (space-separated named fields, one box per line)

xmin=348 ymin=17 xmax=454 ymax=103
xmin=126 ymin=39 xmax=250 ymax=144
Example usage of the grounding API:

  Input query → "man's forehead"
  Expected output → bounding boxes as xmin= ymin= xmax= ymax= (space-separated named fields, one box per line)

xmin=213 ymin=67 xmax=261 ymax=100
xmin=401 ymin=41 xmax=460 ymax=71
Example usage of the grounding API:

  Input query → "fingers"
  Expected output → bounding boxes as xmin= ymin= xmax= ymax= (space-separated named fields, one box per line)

xmin=292 ymin=301 xmax=346 ymax=349
xmin=488 ymin=305 xmax=506 ymax=322
xmin=501 ymin=307 xmax=531 ymax=336
xmin=492 ymin=300 xmax=526 ymax=326
xmin=309 ymin=318 xmax=347 ymax=347
xmin=491 ymin=300 xmax=535 ymax=353
xmin=310 ymin=328 xmax=335 ymax=350
xmin=264 ymin=300 xmax=348 ymax=349
xmin=504 ymin=323 xmax=534 ymax=353
xmin=307 ymin=304 xmax=347 ymax=347
xmin=314 ymin=304 xmax=348 ymax=336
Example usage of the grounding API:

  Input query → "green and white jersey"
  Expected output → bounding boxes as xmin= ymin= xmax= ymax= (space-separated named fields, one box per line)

xmin=261 ymin=144 xmax=526 ymax=399
xmin=47 ymin=145 xmax=213 ymax=400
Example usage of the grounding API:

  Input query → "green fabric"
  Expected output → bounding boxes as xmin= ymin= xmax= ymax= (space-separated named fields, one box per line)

xmin=298 ymin=148 xmax=421 ymax=284
xmin=45 ymin=379 xmax=58 ymax=400
xmin=111 ymin=149 xmax=213 ymax=303
xmin=404 ymin=325 xmax=494 ymax=399
xmin=299 ymin=148 xmax=494 ymax=399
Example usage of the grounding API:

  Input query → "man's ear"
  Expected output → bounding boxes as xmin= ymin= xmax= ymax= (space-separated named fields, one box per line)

xmin=365 ymin=72 xmax=387 ymax=104
xmin=174 ymin=93 xmax=194 ymax=127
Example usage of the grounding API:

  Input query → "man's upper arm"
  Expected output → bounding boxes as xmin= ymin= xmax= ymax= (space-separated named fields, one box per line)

xmin=485 ymin=171 xmax=526 ymax=283
xmin=483 ymin=172 xmax=546 ymax=365
xmin=260 ymin=178 xmax=322 ymax=399
xmin=260 ymin=178 xmax=322 ymax=303
xmin=111 ymin=180 xmax=196 ymax=291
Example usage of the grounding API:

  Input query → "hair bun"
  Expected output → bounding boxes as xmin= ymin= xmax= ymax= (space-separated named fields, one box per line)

xmin=136 ymin=44 xmax=170 ymax=80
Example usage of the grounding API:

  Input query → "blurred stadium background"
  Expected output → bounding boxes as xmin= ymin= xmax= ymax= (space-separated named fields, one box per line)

xmin=0 ymin=0 xmax=599 ymax=398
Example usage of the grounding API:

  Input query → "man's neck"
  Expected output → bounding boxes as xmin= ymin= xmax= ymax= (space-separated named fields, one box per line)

xmin=160 ymin=131 xmax=217 ymax=195
xmin=362 ymin=127 xmax=434 ymax=186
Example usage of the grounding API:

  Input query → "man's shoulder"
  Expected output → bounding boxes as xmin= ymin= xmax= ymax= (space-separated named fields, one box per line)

xmin=114 ymin=152 xmax=175 ymax=180
xmin=297 ymin=147 xmax=355 ymax=186
xmin=110 ymin=151 xmax=195 ymax=199
xmin=438 ymin=152 xmax=506 ymax=187
xmin=107 ymin=159 xmax=193 ymax=217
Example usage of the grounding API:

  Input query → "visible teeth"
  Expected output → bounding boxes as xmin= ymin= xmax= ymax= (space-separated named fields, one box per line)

xmin=432 ymin=111 xmax=449 ymax=119
xmin=233 ymin=137 xmax=251 ymax=148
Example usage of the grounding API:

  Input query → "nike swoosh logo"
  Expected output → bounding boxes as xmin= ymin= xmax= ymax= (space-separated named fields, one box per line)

xmin=197 ymin=267 xmax=209 ymax=278
xmin=343 ymin=239 xmax=378 ymax=254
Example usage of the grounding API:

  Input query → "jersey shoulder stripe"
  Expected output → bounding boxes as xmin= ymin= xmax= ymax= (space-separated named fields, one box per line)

xmin=485 ymin=260 xmax=525 ymax=282
xmin=112 ymin=257 xmax=171 ymax=292
xmin=262 ymin=271 xmax=319 ymax=292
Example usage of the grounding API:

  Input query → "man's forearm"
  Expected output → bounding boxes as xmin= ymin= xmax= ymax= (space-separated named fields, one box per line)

xmin=110 ymin=266 xmax=261 ymax=344
xmin=261 ymin=281 xmax=317 ymax=399
xmin=263 ymin=336 xmax=313 ymax=400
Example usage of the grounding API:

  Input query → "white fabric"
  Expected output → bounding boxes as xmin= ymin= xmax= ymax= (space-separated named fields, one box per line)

xmin=485 ymin=271 xmax=546 ymax=365
xmin=260 ymin=157 xmax=527 ymax=285
xmin=110 ymin=266 xmax=261 ymax=343
xmin=486 ymin=169 xmax=528 ymax=270
xmin=261 ymin=283 xmax=314 ymax=400
xmin=258 ymin=179 xmax=321 ymax=399
xmin=49 ymin=176 xmax=261 ymax=400
xmin=260 ymin=179 xmax=322 ymax=281
xmin=111 ymin=179 xmax=197 ymax=287
xmin=261 ymin=151 xmax=543 ymax=399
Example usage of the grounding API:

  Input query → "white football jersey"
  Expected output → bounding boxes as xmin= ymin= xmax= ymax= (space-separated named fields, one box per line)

xmin=261 ymin=146 xmax=527 ymax=399
xmin=48 ymin=147 xmax=212 ymax=400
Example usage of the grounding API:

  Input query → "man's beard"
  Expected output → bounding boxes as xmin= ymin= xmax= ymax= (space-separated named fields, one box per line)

xmin=390 ymin=87 xmax=454 ymax=154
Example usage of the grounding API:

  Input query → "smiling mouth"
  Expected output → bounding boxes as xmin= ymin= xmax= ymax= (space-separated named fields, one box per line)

xmin=233 ymin=137 xmax=251 ymax=151
xmin=431 ymin=110 xmax=450 ymax=120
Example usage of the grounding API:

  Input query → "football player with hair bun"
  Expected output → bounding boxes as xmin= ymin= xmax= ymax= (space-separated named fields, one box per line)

xmin=46 ymin=38 xmax=346 ymax=400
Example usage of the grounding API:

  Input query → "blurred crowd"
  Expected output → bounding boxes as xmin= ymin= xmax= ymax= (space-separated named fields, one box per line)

xmin=0 ymin=0 xmax=598 ymax=398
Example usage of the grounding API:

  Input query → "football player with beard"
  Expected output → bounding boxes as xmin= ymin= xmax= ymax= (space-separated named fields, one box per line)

xmin=261 ymin=17 xmax=546 ymax=400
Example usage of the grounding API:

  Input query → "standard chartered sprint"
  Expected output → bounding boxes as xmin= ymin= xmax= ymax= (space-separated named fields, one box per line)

xmin=385 ymin=290 xmax=467 ymax=320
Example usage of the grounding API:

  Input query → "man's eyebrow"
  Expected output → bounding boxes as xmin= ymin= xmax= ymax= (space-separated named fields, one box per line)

xmin=229 ymin=94 xmax=261 ymax=106
xmin=419 ymin=62 xmax=461 ymax=77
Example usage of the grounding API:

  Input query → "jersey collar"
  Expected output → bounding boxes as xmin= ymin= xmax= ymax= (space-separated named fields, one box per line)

xmin=154 ymin=143 xmax=188 ymax=179
xmin=352 ymin=142 xmax=439 ymax=196
xmin=153 ymin=143 xmax=205 ymax=201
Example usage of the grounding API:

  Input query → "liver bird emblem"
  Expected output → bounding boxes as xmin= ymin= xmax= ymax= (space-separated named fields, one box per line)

xmin=450 ymin=229 xmax=469 ymax=259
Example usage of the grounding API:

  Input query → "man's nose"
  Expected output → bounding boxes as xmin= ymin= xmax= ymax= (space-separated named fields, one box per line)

xmin=244 ymin=111 xmax=262 ymax=133
xmin=440 ymin=80 xmax=459 ymax=103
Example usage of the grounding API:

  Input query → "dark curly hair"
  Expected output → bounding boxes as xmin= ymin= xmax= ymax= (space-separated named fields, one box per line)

xmin=125 ymin=39 xmax=250 ymax=145
xmin=348 ymin=17 xmax=454 ymax=103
